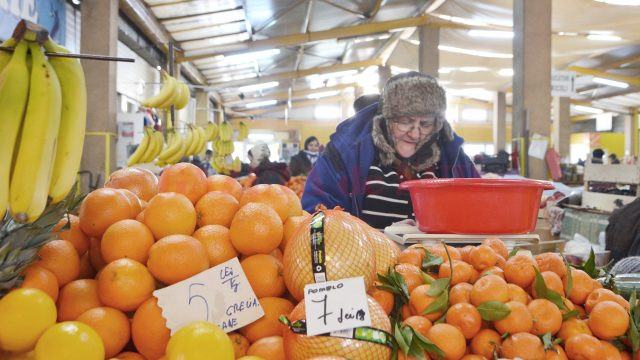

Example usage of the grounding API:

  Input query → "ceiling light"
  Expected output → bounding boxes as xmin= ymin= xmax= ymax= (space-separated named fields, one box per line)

xmin=592 ymin=77 xmax=629 ymax=88
xmin=461 ymin=108 xmax=488 ymax=121
xmin=498 ymin=68 xmax=514 ymax=77
xmin=238 ymin=81 xmax=279 ymax=93
xmin=587 ymin=34 xmax=621 ymax=41
xmin=232 ymin=73 xmax=257 ymax=81
xmin=468 ymin=30 xmax=514 ymax=38
xmin=594 ymin=0 xmax=640 ymax=4
xmin=307 ymin=90 xmax=340 ymax=99
xmin=459 ymin=67 xmax=488 ymax=73
xmin=574 ymin=105 xmax=604 ymax=114
xmin=438 ymin=45 xmax=513 ymax=59
xmin=245 ymin=100 xmax=277 ymax=109
xmin=558 ymin=32 xmax=579 ymax=36
xmin=222 ymin=49 xmax=281 ymax=65
xmin=439 ymin=68 xmax=453 ymax=74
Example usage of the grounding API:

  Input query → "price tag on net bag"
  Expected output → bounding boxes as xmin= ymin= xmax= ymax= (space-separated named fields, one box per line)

xmin=153 ymin=257 xmax=264 ymax=334
xmin=304 ymin=276 xmax=371 ymax=336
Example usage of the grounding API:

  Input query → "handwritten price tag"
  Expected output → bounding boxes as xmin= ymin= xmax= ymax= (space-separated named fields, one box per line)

xmin=304 ymin=277 xmax=371 ymax=336
xmin=153 ymin=257 xmax=264 ymax=335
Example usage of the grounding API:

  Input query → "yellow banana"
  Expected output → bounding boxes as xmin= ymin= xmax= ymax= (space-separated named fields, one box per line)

xmin=141 ymin=71 xmax=177 ymax=108
xmin=174 ymin=82 xmax=190 ymax=110
xmin=237 ymin=121 xmax=249 ymax=140
xmin=0 ymin=41 xmax=30 ymax=220
xmin=207 ymin=122 xmax=218 ymax=141
xmin=158 ymin=130 xmax=179 ymax=161
xmin=10 ymin=42 xmax=62 ymax=223
xmin=219 ymin=121 xmax=232 ymax=141
xmin=143 ymin=130 xmax=162 ymax=163
xmin=195 ymin=127 xmax=208 ymax=155
xmin=138 ymin=127 xmax=157 ymax=163
xmin=182 ymin=127 xmax=194 ymax=156
xmin=44 ymin=38 xmax=88 ymax=204
xmin=165 ymin=134 xmax=187 ymax=164
xmin=189 ymin=126 xmax=203 ymax=156
xmin=127 ymin=127 xmax=150 ymax=166
xmin=0 ymin=37 xmax=17 ymax=72
xmin=151 ymin=130 xmax=165 ymax=159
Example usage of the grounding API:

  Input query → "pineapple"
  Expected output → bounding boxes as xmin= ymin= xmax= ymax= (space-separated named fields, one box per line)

xmin=0 ymin=192 xmax=83 ymax=297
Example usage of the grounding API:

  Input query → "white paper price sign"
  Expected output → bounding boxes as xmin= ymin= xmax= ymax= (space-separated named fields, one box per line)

xmin=153 ymin=257 xmax=264 ymax=334
xmin=303 ymin=276 xmax=371 ymax=336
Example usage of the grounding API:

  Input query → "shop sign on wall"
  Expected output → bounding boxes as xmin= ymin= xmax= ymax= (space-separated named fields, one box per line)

xmin=0 ymin=0 xmax=66 ymax=44
xmin=551 ymin=71 xmax=576 ymax=97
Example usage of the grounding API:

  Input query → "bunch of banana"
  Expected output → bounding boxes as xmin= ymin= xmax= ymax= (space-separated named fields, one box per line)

xmin=205 ymin=121 xmax=218 ymax=141
xmin=1 ymin=21 xmax=88 ymax=224
xmin=127 ymin=127 xmax=165 ymax=166
xmin=140 ymin=71 xmax=190 ymax=110
xmin=237 ymin=121 xmax=249 ymax=141
xmin=156 ymin=129 xmax=187 ymax=166
xmin=215 ymin=140 xmax=235 ymax=157
xmin=218 ymin=121 xmax=233 ymax=141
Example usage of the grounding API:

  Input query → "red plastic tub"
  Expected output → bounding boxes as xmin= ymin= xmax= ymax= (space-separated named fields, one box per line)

xmin=399 ymin=178 xmax=554 ymax=234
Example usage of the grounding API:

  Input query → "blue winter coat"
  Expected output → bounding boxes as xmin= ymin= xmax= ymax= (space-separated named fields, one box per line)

xmin=301 ymin=103 xmax=480 ymax=216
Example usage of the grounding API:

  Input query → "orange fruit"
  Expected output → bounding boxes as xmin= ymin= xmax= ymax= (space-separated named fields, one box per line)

xmin=57 ymin=279 xmax=103 ymax=321
xmin=158 ymin=163 xmax=207 ymax=204
xmin=247 ymin=336 xmax=285 ymax=360
xmin=403 ymin=315 xmax=433 ymax=337
xmin=88 ymin=237 xmax=107 ymax=272
xmin=528 ymin=299 xmax=562 ymax=335
xmin=409 ymin=284 xmax=444 ymax=322
xmin=427 ymin=244 xmax=461 ymax=261
xmin=601 ymin=340 xmax=623 ymax=360
xmin=35 ymin=239 xmax=80 ymax=286
xmin=401 ymin=304 xmax=414 ymax=319
xmin=131 ymin=297 xmax=170 ymax=360
xmin=470 ymin=275 xmax=509 ymax=306
xmin=395 ymin=263 xmax=424 ymax=294
xmin=469 ymin=245 xmax=497 ymax=271
xmin=241 ymin=254 xmax=286 ymax=298
xmin=545 ymin=344 xmax=569 ymax=360
xmin=277 ymin=184 xmax=303 ymax=218
xmin=117 ymin=188 xmax=143 ymax=218
xmin=205 ymin=174 xmax=243 ymax=201
xmin=504 ymin=253 xmax=538 ymax=288
xmin=470 ymin=329 xmax=501 ymax=359
xmin=469 ymin=267 xmax=480 ymax=284
xmin=563 ymin=268 xmax=595 ymax=305
xmin=78 ymin=251 xmax=96 ymax=280
xmin=557 ymin=317 xmax=593 ymax=342
xmin=459 ymin=245 xmax=474 ymax=264
xmin=588 ymin=300 xmax=629 ymax=340
xmin=76 ymin=306 xmax=131 ymax=358
xmin=438 ymin=260 xmax=473 ymax=285
xmin=147 ymin=234 xmax=209 ymax=285
xmin=507 ymin=283 xmax=529 ymax=304
xmin=195 ymin=191 xmax=240 ymax=228
xmin=281 ymin=214 xmax=310 ymax=252
xmin=449 ymin=283 xmax=473 ymax=305
xmin=532 ymin=271 xmax=565 ymax=298
xmin=621 ymin=351 xmax=632 ymax=360
xmin=240 ymin=297 xmax=294 ymax=343
xmin=500 ymin=332 xmax=545 ymax=360
xmin=398 ymin=248 xmax=425 ymax=268
xmin=228 ymin=332 xmax=250 ymax=358
xmin=369 ymin=285 xmax=394 ymax=315
xmin=445 ymin=303 xmax=481 ymax=339
xmin=97 ymin=258 xmax=155 ymax=312
xmin=480 ymin=266 xmax=504 ymax=280
xmin=564 ymin=334 xmax=604 ymax=360
xmin=20 ymin=265 xmax=59 ymax=301
xmin=460 ymin=356 xmax=485 ymax=360
xmin=79 ymin=188 xmax=133 ymax=237
xmin=425 ymin=323 xmax=466 ymax=360
xmin=143 ymin=192 xmax=197 ymax=239
xmin=482 ymin=238 xmax=508 ymax=259
xmin=111 ymin=352 xmax=146 ymax=360
xmin=240 ymin=184 xmax=290 ymax=222
xmin=104 ymin=167 xmax=158 ymax=202
xmin=495 ymin=254 xmax=507 ymax=270
xmin=230 ymin=203 xmax=283 ymax=256
xmin=101 ymin=219 xmax=155 ymax=264
xmin=535 ymin=252 xmax=567 ymax=278
xmin=192 ymin=225 xmax=238 ymax=267
xmin=585 ymin=288 xmax=630 ymax=313
xmin=52 ymin=214 xmax=89 ymax=256
xmin=494 ymin=301 xmax=533 ymax=334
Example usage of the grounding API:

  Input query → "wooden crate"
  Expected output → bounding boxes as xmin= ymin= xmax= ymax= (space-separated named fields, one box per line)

xmin=582 ymin=162 xmax=640 ymax=212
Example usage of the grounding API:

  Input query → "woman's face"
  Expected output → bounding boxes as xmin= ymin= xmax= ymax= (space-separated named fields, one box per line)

xmin=391 ymin=116 xmax=436 ymax=158
xmin=307 ymin=140 xmax=320 ymax=152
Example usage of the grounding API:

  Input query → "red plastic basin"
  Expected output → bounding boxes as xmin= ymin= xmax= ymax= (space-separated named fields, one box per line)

xmin=399 ymin=178 xmax=554 ymax=234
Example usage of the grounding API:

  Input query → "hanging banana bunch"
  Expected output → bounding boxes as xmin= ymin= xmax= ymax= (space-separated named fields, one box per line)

xmin=237 ymin=121 xmax=249 ymax=141
xmin=140 ymin=71 xmax=190 ymax=110
xmin=219 ymin=121 xmax=233 ymax=141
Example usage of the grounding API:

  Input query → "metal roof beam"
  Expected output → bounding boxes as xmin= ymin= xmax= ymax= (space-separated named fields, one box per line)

xmin=240 ymin=95 xmax=347 ymax=116
xmin=179 ymin=15 xmax=509 ymax=62
xmin=569 ymin=66 xmax=640 ymax=86
xmin=227 ymin=82 xmax=357 ymax=106
xmin=599 ymin=54 xmax=640 ymax=70
xmin=589 ymin=85 xmax=640 ymax=101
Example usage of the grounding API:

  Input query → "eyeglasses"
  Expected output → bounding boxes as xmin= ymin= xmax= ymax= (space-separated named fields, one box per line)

xmin=393 ymin=117 xmax=436 ymax=134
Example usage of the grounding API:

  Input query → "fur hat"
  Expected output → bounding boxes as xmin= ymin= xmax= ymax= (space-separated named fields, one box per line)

xmin=371 ymin=72 xmax=453 ymax=171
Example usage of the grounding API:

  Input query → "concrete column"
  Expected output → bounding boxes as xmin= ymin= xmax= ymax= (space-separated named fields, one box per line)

xmin=80 ymin=0 xmax=118 ymax=186
xmin=552 ymin=97 xmax=571 ymax=159
xmin=624 ymin=114 xmax=633 ymax=157
xmin=493 ymin=92 xmax=507 ymax=151
xmin=195 ymin=90 xmax=210 ymax=126
xmin=418 ymin=26 xmax=439 ymax=78
xmin=378 ymin=64 xmax=391 ymax=92
xmin=513 ymin=0 xmax=552 ymax=179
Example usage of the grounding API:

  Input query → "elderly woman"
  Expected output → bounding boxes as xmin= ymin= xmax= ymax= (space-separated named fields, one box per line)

xmin=302 ymin=71 xmax=479 ymax=229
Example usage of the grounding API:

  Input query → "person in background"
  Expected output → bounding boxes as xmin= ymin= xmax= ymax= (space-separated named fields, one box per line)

xmin=592 ymin=148 xmax=605 ymax=164
xmin=248 ymin=143 xmax=291 ymax=185
xmin=353 ymin=94 xmax=380 ymax=113
xmin=302 ymin=71 xmax=479 ymax=230
xmin=289 ymin=136 xmax=321 ymax=176
xmin=609 ymin=153 xmax=621 ymax=164
xmin=202 ymin=149 xmax=214 ymax=175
